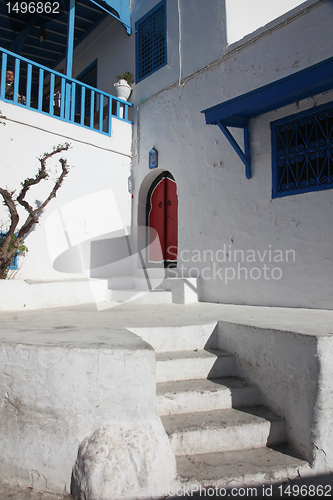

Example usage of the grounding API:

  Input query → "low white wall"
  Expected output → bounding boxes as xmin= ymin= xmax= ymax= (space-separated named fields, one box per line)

xmin=0 ymin=330 xmax=159 ymax=493
xmin=0 ymin=101 xmax=132 ymax=283
xmin=214 ymin=321 xmax=333 ymax=472
xmin=0 ymin=279 xmax=107 ymax=311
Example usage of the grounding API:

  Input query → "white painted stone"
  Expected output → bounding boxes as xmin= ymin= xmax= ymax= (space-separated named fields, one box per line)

xmin=130 ymin=323 xmax=218 ymax=352
xmin=155 ymin=349 xmax=237 ymax=382
xmin=0 ymin=279 xmax=107 ymax=310
xmin=71 ymin=418 xmax=178 ymax=500
xmin=215 ymin=321 xmax=333 ymax=471
xmin=161 ymin=406 xmax=286 ymax=455
xmin=0 ymin=330 xmax=157 ymax=493
xmin=166 ymin=278 xmax=199 ymax=304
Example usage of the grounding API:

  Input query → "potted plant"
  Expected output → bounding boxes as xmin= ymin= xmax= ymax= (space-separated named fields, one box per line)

xmin=114 ymin=72 xmax=133 ymax=101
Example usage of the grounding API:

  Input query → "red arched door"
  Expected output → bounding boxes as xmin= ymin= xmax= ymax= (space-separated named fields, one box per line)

xmin=147 ymin=172 xmax=178 ymax=268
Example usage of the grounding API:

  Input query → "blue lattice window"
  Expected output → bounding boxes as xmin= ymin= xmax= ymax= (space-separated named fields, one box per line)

xmin=135 ymin=0 xmax=167 ymax=83
xmin=272 ymin=102 xmax=333 ymax=197
xmin=0 ymin=232 xmax=18 ymax=270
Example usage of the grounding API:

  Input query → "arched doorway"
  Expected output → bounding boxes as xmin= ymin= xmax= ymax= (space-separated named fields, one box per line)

xmin=146 ymin=171 xmax=178 ymax=268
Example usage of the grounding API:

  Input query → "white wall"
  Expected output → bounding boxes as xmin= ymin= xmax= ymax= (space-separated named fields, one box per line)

xmin=226 ymin=0 xmax=305 ymax=44
xmin=131 ymin=0 xmax=227 ymax=104
xmin=215 ymin=321 xmax=333 ymax=471
xmin=71 ymin=15 xmax=135 ymax=98
xmin=0 ymin=100 xmax=132 ymax=281
xmin=132 ymin=0 xmax=333 ymax=309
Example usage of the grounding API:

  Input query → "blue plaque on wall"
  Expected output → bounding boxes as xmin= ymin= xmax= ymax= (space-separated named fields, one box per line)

xmin=149 ymin=147 xmax=158 ymax=168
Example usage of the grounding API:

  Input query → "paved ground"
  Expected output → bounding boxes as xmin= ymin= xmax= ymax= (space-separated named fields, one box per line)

xmin=1 ymin=301 xmax=333 ymax=342
xmin=0 ymin=484 xmax=71 ymax=500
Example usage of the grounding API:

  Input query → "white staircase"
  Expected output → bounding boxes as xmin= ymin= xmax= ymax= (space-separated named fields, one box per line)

xmin=154 ymin=338 xmax=310 ymax=487
xmin=104 ymin=273 xmax=199 ymax=305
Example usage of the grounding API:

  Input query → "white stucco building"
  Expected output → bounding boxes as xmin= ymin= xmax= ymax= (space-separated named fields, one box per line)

xmin=1 ymin=0 xmax=333 ymax=310
xmin=1 ymin=0 xmax=333 ymax=498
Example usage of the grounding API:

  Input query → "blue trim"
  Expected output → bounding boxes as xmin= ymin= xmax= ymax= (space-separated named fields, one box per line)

xmin=66 ymin=0 xmax=76 ymax=78
xmin=0 ymin=47 xmax=133 ymax=136
xmin=217 ymin=120 xmax=251 ymax=179
xmin=135 ymin=0 xmax=167 ymax=83
xmin=271 ymin=101 xmax=333 ymax=198
xmin=88 ymin=0 xmax=131 ymax=34
xmin=202 ymin=56 xmax=333 ymax=180
xmin=202 ymin=56 xmax=333 ymax=124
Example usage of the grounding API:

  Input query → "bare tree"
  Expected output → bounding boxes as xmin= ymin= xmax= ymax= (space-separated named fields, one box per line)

xmin=0 ymin=142 xmax=71 ymax=278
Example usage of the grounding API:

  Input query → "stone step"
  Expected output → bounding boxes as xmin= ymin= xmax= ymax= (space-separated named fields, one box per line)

xmin=156 ymin=349 xmax=237 ymax=383
xmin=175 ymin=445 xmax=311 ymax=488
xmin=132 ymin=323 xmax=218 ymax=353
xmin=107 ymin=276 xmax=166 ymax=291
xmin=156 ymin=377 xmax=261 ymax=415
xmin=161 ymin=406 xmax=286 ymax=456
xmin=105 ymin=288 xmax=172 ymax=304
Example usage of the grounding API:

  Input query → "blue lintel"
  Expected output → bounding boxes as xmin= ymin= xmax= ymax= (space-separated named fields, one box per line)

xmin=201 ymin=56 xmax=333 ymax=179
xmin=89 ymin=0 xmax=131 ymax=34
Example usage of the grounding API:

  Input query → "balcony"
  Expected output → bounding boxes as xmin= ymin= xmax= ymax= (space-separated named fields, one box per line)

xmin=1 ymin=47 xmax=132 ymax=136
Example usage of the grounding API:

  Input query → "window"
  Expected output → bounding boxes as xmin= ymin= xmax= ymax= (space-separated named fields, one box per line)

xmin=135 ymin=0 xmax=167 ymax=83
xmin=75 ymin=60 xmax=97 ymax=116
xmin=272 ymin=102 xmax=333 ymax=197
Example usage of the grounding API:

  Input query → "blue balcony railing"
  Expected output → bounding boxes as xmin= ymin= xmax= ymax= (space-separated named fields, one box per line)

xmin=0 ymin=47 xmax=132 ymax=135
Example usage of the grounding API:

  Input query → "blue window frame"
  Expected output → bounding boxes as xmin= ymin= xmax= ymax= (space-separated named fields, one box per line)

xmin=272 ymin=102 xmax=333 ymax=198
xmin=0 ymin=232 xmax=18 ymax=270
xmin=135 ymin=0 xmax=167 ymax=83
xmin=75 ymin=59 xmax=97 ymax=116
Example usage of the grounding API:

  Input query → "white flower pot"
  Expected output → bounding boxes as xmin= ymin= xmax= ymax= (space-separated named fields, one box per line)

xmin=114 ymin=79 xmax=132 ymax=101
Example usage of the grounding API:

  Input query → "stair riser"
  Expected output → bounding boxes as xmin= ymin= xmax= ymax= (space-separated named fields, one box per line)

xmin=157 ymin=385 xmax=260 ymax=415
xmin=107 ymin=278 xmax=166 ymax=290
xmin=105 ymin=289 xmax=172 ymax=304
xmin=134 ymin=324 xmax=218 ymax=353
xmin=156 ymin=356 xmax=237 ymax=383
xmin=167 ymin=420 xmax=286 ymax=455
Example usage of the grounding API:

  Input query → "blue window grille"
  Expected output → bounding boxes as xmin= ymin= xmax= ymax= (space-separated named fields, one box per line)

xmin=135 ymin=0 xmax=167 ymax=83
xmin=272 ymin=102 xmax=333 ymax=197
xmin=0 ymin=232 xmax=18 ymax=270
xmin=75 ymin=60 xmax=97 ymax=117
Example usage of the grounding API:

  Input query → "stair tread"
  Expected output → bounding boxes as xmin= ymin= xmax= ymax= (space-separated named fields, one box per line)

xmin=161 ymin=405 xmax=284 ymax=434
xmin=156 ymin=348 xmax=231 ymax=361
xmin=176 ymin=445 xmax=310 ymax=485
xmin=157 ymin=376 xmax=253 ymax=395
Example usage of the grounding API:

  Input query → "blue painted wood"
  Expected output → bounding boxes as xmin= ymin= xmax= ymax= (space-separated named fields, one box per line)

xmin=99 ymin=94 xmax=104 ymax=131
xmin=89 ymin=0 xmax=131 ymax=34
xmin=60 ymin=78 xmax=65 ymax=119
xmin=71 ymin=83 xmax=76 ymax=122
xmin=80 ymin=87 xmax=86 ymax=125
xmin=203 ymin=56 xmax=333 ymax=124
xmin=0 ymin=53 xmax=7 ymax=100
xmin=66 ymin=0 xmax=75 ymax=78
xmin=90 ymin=90 xmax=95 ymax=129
xmin=13 ymin=58 xmax=20 ymax=104
xmin=38 ymin=69 xmax=44 ymax=111
xmin=108 ymin=97 xmax=112 ymax=134
xmin=218 ymin=121 xmax=251 ymax=178
xmin=244 ymin=121 xmax=251 ymax=179
xmin=65 ymin=83 xmax=71 ymax=121
xmin=49 ymin=74 xmax=55 ymax=115
xmin=26 ymin=64 xmax=32 ymax=108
